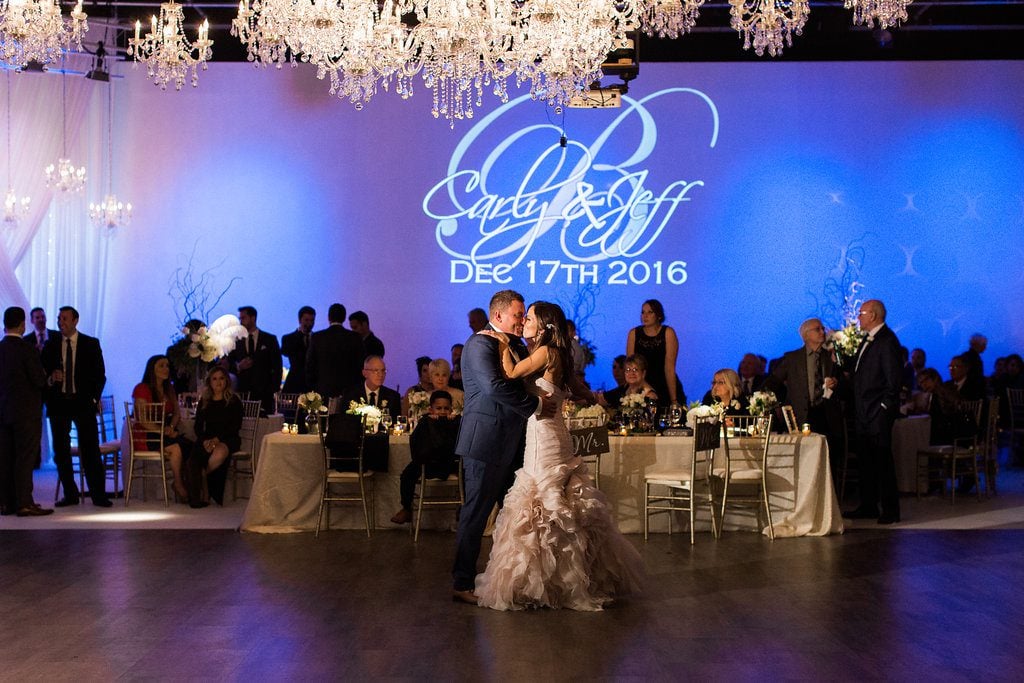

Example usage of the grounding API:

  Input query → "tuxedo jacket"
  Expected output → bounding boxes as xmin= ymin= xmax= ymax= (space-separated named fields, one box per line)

xmin=229 ymin=329 xmax=282 ymax=402
xmin=40 ymin=332 xmax=106 ymax=413
xmin=305 ymin=325 xmax=364 ymax=398
xmin=767 ymin=346 xmax=841 ymax=426
xmin=852 ymin=324 xmax=903 ymax=436
xmin=24 ymin=328 xmax=58 ymax=354
xmin=0 ymin=336 xmax=46 ymax=424
xmin=454 ymin=326 xmax=538 ymax=467
xmin=280 ymin=329 xmax=310 ymax=393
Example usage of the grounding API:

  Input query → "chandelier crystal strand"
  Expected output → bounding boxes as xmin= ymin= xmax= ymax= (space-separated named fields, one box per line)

xmin=845 ymin=0 xmax=911 ymax=29
xmin=43 ymin=64 xmax=85 ymax=195
xmin=638 ymin=0 xmax=705 ymax=39
xmin=89 ymin=78 xmax=130 ymax=231
xmin=0 ymin=0 xmax=88 ymax=67
xmin=729 ymin=0 xmax=810 ymax=57
xmin=3 ymin=70 xmax=29 ymax=226
xmin=128 ymin=1 xmax=214 ymax=90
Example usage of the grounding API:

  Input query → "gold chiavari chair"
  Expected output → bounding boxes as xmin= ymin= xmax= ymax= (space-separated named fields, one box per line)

xmin=412 ymin=459 xmax=464 ymax=542
xmin=315 ymin=414 xmax=375 ymax=538
xmin=717 ymin=414 xmax=775 ymax=541
xmin=229 ymin=399 xmax=262 ymax=500
xmin=124 ymin=401 xmax=172 ymax=506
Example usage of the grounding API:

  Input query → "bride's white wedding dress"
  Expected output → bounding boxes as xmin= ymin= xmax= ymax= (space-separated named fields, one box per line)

xmin=475 ymin=376 xmax=646 ymax=611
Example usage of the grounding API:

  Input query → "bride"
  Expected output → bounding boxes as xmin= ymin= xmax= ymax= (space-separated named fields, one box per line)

xmin=475 ymin=301 xmax=646 ymax=611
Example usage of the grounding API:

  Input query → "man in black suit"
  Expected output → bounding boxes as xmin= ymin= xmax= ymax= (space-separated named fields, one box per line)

xmin=229 ymin=306 xmax=282 ymax=415
xmin=23 ymin=307 xmax=57 ymax=353
xmin=846 ymin=299 xmax=903 ymax=524
xmin=331 ymin=355 xmax=402 ymax=473
xmin=766 ymin=318 xmax=844 ymax=484
xmin=738 ymin=352 xmax=767 ymax=399
xmin=0 ymin=307 xmax=52 ymax=517
xmin=41 ymin=306 xmax=112 ymax=508
xmin=280 ymin=306 xmax=315 ymax=394
xmin=348 ymin=310 xmax=385 ymax=359
xmin=947 ymin=353 xmax=986 ymax=401
xmin=306 ymin=303 xmax=364 ymax=399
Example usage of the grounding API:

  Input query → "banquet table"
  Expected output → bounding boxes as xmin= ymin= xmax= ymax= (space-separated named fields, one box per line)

xmin=892 ymin=415 xmax=932 ymax=494
xmin=241 ymin=431 xmax=843 ymax=537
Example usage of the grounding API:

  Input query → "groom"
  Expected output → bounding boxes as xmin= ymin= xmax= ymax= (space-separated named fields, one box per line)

xmin=451 ymin=290 xmax=554 ymax=604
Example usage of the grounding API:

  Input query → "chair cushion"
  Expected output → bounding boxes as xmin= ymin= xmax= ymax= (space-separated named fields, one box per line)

xmin=723 ymin=468 xmax=763 ymax=481
xmin=327 ymin=470 xmax=374 ymax=481
xmin=645 ymin=470 xmax=694 ymax=486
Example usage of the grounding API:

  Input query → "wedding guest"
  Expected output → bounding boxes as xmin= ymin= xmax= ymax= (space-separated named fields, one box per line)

xmin=390 ymin=390 xmax=461 ymax=525
xmin=917 ymin=369 xmax=973 ymax=445
xmin=428 ymin=358 xmax=464 ymax=413
xmin=738 ymin=352 xmax=767 ymax=399
xmin=280 ymin=306 xmax=315 ymax=394
xmin=167 ymin=319 xmax=206 ymax=394
xmin=401 ymin=356 xmax=435 ymax=416
xmin=334 ymin=355 xmax=400 ymax=473
xmin=566 ymin=320 xmax=587 ymax=381
xmin=348 ymin=310 xmax=385 ymax=359
xmin=595 ymin=355 xmax=628 ymax=410
xmin=306 ymin=303 xmax=364 ymax=399
xmin=621 ymin=354 xmax=658 ymax=405
xmin=468 ymin=307 xmax=488 ymax=334
xmin=701 ymin=369 xmax=749 ymax=415
xmin=187 ymin=366 xmax=243 ymax=508
xmin=228 ymin=306 xmax=282 ymax=415
xmin=947 ymin=354 xmax=986 ymax=401
xmin=626 ymin=299 xmax=685 ymax=407
xmin=23 ymin=307 xmax=56 ymax=354
xmin=449 ymin=343 xmax=464 ymax=391
xmin=0 ymin=306 xmax=51 ymax=517
xmin=905 ymin=347 xmax=926 ymax=393
xmin=42 ymin=306 xmax=112 ymax=508
xmin=963 ymin=333 xmax=987 ymax=386
xmin=132 ymin=355 xmax=193 ymax=502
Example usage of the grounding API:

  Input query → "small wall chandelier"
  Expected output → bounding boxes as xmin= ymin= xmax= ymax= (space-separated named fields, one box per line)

xmin=127 ymin=1 xmax=213 ymax=90
xmin=43 ymin=64 xmax=85 ymax=195
xmin=0 ymin=0 xmax=88 ymax=67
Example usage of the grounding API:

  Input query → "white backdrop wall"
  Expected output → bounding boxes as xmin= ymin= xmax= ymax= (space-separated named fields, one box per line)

xmin=8 ymin=60 xmax=1023 ymax=405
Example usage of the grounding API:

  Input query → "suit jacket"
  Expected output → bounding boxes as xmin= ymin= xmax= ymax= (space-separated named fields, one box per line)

xmin=767 ymin=345 xmax=841 ymax=426
xmin=455 ymin=326 xmax=538 ymax=466
xmin=23 ymin=328 xmax=58 ymax=354
xmin=0 ymin=335 xmax=46 ymax=424
xmin=339 ymin=384 xmax=402 ymax=416
xmin=739 ymin=373 xmax=767 ymax=399
xmin=41 ymin=332 xmax=106 ymax=413
xmin=280 ymin=329 xmax=310 ymax=393
xmin=852 ymin=325 xmax=902 ymax=437
xmin=305 ymin=325 xmax=364 ymax=398
xmin=229 ymin=328 xmax=282 ymax=405
xmin=362 ymin=332 xmax=385 ymax=359
xmin=948 ymin=376 xmax=986 ymax=402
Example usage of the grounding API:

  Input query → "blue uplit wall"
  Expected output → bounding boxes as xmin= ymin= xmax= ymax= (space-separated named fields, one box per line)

xmin=99 ymin=60 xmax=1024 ymax=401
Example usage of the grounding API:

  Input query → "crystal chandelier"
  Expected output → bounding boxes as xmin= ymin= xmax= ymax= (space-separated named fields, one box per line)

xmin=127 ymin=1 xmax=213 ymax=90
xmin=88 ymin=78 xmax=130 ymax=231
xmin=845 ymin=0 xmax=912 ymax=30
xmin=0 ymin=0 xmax=87 ymax=67
xmin=3 ymin=70 xmax=29 ymax=226
xmin=44 ymin=66 xmax=85 ymax=195
xmin=729 ymin=0 xmax=810 ymax=57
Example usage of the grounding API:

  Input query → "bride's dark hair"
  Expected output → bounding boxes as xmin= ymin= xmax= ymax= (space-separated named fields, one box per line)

xmin=529 ymin=301 xmax=573 ymax=387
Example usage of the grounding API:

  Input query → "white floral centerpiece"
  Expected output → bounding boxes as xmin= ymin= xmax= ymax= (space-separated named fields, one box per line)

xmin=186 ymin=314 xmax=249 ymax=362
xmin=685 ymin=400 xmax=725 ymax=428
xmin=567 ymin=403 xmax=608 ymax=429
xmin=619 ymin=393 xmax=648 ymax=410
xmin=407 ymin=390 xmax=431 ymax=417
xmin=748 ymin=390 xmax=780 ymax=416
xmin=347 ymin=400 xmax=383 ymax=431
xmin=298 ymin=391 xmax=328 ymax=415
xmin=828 ymin=320 xmax=866 ymax=369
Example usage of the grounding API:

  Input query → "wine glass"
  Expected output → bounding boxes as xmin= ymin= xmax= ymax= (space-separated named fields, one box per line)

xmin=381 ymin=409 xmax=392 ymax=434
xmin=395 ymin=415 xmax=408 ymax=435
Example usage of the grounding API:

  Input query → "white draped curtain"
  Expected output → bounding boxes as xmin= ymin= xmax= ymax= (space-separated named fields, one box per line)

xmin=3 ymin=63 xmax=114 ymax=337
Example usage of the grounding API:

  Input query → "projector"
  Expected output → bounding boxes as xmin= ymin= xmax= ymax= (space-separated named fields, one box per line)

xmin=568 ymin=88 xmax=622 ymax=109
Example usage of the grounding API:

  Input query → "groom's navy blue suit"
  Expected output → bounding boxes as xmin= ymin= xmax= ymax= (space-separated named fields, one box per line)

xmin=452 ymin=325 xmax=538 ymax=592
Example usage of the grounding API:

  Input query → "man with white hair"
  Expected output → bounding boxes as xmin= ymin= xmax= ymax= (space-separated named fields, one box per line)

xmin=766 ymin=317 xmax=843 ymax=487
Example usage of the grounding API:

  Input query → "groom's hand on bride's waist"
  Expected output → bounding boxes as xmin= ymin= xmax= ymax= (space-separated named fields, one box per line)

xmin=537 ymin=395 xmax=558 ymax=419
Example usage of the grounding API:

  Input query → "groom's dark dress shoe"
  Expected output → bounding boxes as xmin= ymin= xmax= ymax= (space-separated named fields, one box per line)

xmin=452 ymin=589 xmax=478 ymax=605
xmin=54 ymin=497 xmax=79 ymax=507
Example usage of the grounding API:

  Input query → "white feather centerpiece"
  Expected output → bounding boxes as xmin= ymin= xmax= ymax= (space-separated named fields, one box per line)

xmin=187 ymin=314 xmax=249 ymax=362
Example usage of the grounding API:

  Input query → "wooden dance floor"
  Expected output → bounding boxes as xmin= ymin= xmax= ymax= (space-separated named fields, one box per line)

xmin=1 ymin=522 xmax=1022 ymax=679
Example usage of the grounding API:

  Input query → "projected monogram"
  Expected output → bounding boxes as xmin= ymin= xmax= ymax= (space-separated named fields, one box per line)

xmin=423 ymin=88 xmax=719 ymax=286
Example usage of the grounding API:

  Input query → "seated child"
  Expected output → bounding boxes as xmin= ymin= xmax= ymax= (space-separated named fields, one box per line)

xmin=390 ymin=390 xmax=461 ymax=524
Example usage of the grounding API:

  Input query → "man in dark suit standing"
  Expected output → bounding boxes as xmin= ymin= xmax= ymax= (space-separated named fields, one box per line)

xmin=333 ymin=355 xmax=402 ymax=473
xmin=767 ymin=318 xmax=843 ymax=484
xmin=23 ymin=307 xmax=57 ymax=353
xmin=846 ymin=299 xmax=903 ymax=524
xmin=280 ymin=306 xmax=315 ymax=394
xmin=348 ymin=310 xmax=385 ymax=359
xmin=0 ymin=307 xmax=52 ymax=516
xmin=229 ymin=306 xmax=282 ymax=415
xmin=306 ymin=303 xmax=364 ymax=399
xmin=41 ymin=306 xmax=112 ymax=508
xmin=451 ymin=290 xmax=555 ymax=604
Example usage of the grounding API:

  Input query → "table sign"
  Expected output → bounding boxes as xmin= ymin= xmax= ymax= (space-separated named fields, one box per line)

xmin=571 ymin=426 xmax=609 ymax=457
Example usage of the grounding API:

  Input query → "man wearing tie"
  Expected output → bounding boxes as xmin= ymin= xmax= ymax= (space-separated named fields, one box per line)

xmin=41 ymin=306 xmax=112 ymax=508
xmin=229 ymin=306 xmax=282 ymax=415
xmin=846 ymin=299 xmax=903 ymax=524
xmin=280 ymin=306 xmax=315 ymax=394
xmin=24 ymin=307 xmax=57 ymax=353
xmin=336 ymin=355 xmax=401 ymax=472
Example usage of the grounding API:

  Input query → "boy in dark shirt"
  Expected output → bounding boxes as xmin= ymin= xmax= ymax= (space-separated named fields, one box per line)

xmin=391 ymin=390 xmax=461 ymax=524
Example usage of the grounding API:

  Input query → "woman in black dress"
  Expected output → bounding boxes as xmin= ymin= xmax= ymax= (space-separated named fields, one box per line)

xmin=626 ymin=299 xmax=685 ymax=408
xmin=188 ymin=366 xmax=243 ymax=508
